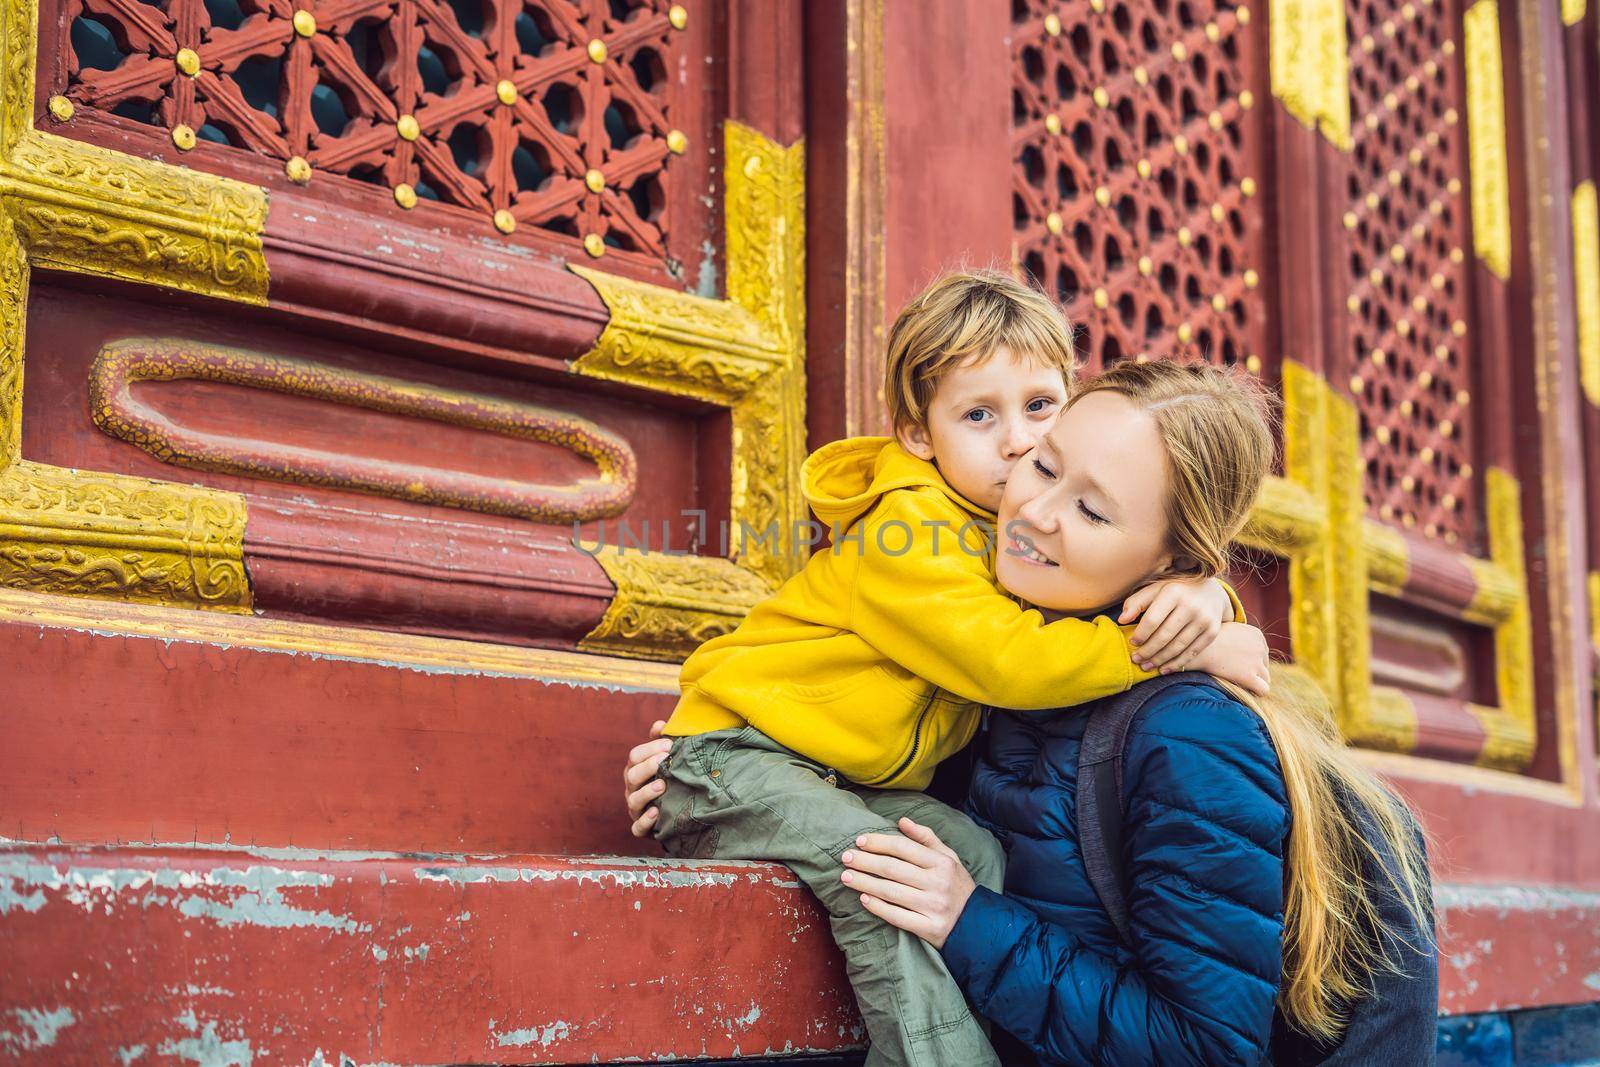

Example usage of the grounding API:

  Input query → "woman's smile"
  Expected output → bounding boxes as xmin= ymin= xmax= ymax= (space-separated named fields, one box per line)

xmin=1006 ymin=534 xmax=1057 ymax=567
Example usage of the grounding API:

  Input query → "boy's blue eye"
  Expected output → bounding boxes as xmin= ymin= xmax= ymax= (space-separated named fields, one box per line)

xmin=964 ymin=409 xmax=991 ymax=423
xmin=1027 ymin=397 xmax=1055 ymax=413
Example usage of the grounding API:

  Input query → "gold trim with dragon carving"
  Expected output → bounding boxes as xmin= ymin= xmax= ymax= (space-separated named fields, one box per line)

xmin=0 ymin=0 xmax=258 ymax=611
xmin=1463 ymin=0 xmax=1512 ymax=281
xmin=1269 ymin=0 xmax=1352 ymax=149
xmin=572 ymin=120 xmax=806 ymax=661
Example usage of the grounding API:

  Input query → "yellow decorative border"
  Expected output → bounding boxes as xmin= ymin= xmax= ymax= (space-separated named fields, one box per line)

xmin=571 ymin=121 xmax=807 ymax=661
xmin=1589 ymin=570 xmax=1600 ymax=662
xmin=0 ymin=0 xmax=261 ymax=611
xmin=1252 ymin=361 xmax=1536 ymax=768
xmin=0 ymin=583 xmax=679 ymax=691
xmin=1463 ymin=0 xmax=1512 ymax=281
xmin=1269 ymin=0 xmax=1352 ymax=149
xmin=1574 ymin=180 xmax=1599 ymax=406
xmin=1465 ymin=468 xmax=1535 ymax=769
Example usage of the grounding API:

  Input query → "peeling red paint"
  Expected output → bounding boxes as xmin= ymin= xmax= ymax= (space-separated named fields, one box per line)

xmin=0 ymin=846 xmax=861 ymax=1065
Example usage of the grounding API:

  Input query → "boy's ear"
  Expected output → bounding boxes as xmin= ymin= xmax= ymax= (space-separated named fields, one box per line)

xmin=896 ymin=421 xmax=937 ymax=461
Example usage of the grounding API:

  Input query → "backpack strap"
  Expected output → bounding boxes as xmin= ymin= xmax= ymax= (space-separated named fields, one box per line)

xmin=1077 ymin=671 xmax=1225 ymax=947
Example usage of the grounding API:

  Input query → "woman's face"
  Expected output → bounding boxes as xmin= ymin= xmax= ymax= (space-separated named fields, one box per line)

xmin=996 ymin=389 xmax=1175 ymax=615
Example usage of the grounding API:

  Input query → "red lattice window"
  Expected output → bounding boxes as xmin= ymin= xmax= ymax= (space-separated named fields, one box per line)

xmin=1341 ymin=0 xmax=1479 ymax=547
xmin=1010 ymin=0 xmax=1269 ymax=373
xmin=50 ymin=0 xmax=700 ymax=276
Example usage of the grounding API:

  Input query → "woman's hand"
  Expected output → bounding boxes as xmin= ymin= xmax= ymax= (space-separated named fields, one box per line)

xmin=1188 ymin=622 xmax=1272 ymax=695
xmin=623 ymin=720 xmax=671 ymax=838
xmin=1119 ymin=576 xmax=1232 ymax=673
xmin=841 ymin=817 xmax=976 ymax=950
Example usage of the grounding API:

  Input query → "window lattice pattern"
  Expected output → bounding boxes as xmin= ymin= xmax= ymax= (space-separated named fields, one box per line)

xmin=1010 ymin=0 xmax=1268 ymax=372
xmin=1343 ymin=0 xmax=1478 ymax=546
xmin=59 ymin=0 xmax=689 ymax=262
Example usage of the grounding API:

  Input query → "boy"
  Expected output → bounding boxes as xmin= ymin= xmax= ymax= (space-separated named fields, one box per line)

xmin=636 ymin=271 xmax=1265 ymax=1066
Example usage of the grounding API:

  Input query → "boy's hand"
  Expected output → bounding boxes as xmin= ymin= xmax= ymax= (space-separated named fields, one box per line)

xmin=1119 ymin=576 xmax=1234 ymax=672
xmin=1188 ymin=622 xmax=1272 ymax=695
xmin=623 ymin=720 xmax=671 ymax=838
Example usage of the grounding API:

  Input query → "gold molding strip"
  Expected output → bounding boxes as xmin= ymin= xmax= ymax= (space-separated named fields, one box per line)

xmin=572 ymin=121 xmax=807 ymax=660
xmin=0 ymin=583 xmax=679 ymax=691
xmin=2 ymin=131 xmax=269 ymax=302
xmin=1363 ymin=521 xmax=1410 ymax=599
xmin=0 ymin=459 xmax=249 ymax=612
xmin=1463 ymin=0 xmax=1512 ymax=280
xmin=578 ymin=547 xmax=770 ymax=663
xmin=1467 ymin=467 xmax=1535 ymax=769
xmin=1269 ymin=0 xmax=1352 ymax=149
xmin=1574 ymin=180 xmax=1600 ymax=406
xmin=1562 ymin=0 xmax=1587 ymax=26
xmin=0 ymin=0 xmax=263 ymax=612
xmin=1589 ymin=570 xmax=1600 ymax=660
xmin=1240 ymin=475 xmax=1324 ymax=554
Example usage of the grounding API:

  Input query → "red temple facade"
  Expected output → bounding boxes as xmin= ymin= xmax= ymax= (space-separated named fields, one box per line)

xmin=0 ymin=0 xmax=1597 ymax=1063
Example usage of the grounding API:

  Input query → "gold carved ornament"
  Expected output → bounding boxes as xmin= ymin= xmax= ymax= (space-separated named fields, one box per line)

xmin=571 ymin=121 xmax=807 ymax=662
xmin=0 ymin=0 xmax=261 ymax=611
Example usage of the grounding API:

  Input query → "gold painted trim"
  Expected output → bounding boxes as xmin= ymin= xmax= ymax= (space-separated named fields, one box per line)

xmin=0 ymin=584 xmax=679 ymax=691
xmin=1269 ymin=361 xmax=1536 ymax=766
xmin=1280 ymin=361 xmax=1342 ymax=703
xmin=1562 ymin=0 xmax=1587 ymax=26
xmin=1363 ymin=521 xmax=1410 ymax=598
xmin=1463 ymin=0 xmax=1512 ymax=280
xmin=578 ymin=547 xmax=770 ymax=663
xmin=1573 ymin=181 xmax=1600 ymax=406
xmin=1465 ymin=470 xmax=1535 ymax=769
xmin=1269 ymin=0 xmax=1352 ymax=149
xmin=0 ymin=0 xmax=264 ymax=612
xmin=0 ymin=459 xmax=248 ymax=611
xmin=572 ymin=121 xmax=806 ymax=660
xmin=1590 ymin=570 xmax=1600 ymax=658
xmin=1240 ymin=475 xmax=1324 ymax=554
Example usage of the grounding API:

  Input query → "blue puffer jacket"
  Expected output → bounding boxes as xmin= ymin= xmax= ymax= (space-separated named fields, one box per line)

xmin=942 ymin=681 xmax=1291 ymax=1066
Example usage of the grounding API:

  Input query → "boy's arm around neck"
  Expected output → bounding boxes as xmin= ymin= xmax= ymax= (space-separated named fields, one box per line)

xmin=844 ymin=488 xmax=1157 ymax=711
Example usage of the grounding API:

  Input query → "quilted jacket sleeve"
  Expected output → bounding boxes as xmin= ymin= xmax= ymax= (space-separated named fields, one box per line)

xmin=942 ymin=688 xmax=1290 ymax=1066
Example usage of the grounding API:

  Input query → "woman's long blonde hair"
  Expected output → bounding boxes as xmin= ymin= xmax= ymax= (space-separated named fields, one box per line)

xmin=1077 ymin=359 xmax=1435 ymax=1042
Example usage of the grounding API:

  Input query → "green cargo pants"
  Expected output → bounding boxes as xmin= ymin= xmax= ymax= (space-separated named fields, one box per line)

xmin=653 ymin=725 xmax=1004 ymax=1067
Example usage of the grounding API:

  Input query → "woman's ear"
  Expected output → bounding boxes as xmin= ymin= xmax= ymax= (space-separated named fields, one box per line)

xmin=896 ymin=421 xmax=937 ymax=461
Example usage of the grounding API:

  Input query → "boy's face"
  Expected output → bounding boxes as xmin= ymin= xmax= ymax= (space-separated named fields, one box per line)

xmin=896 ymin=345 xmax=1070 ymax=511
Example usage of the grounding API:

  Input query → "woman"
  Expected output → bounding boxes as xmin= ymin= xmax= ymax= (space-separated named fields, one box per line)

xmin=625 ymin=361 xmax=1436 ymax=1065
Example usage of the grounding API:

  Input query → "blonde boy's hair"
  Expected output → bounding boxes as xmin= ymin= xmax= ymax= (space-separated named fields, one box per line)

xmin=884 ymin=269 xmax=1077 ymax=431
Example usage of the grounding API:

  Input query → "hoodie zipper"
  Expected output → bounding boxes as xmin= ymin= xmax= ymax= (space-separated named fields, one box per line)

xmin=862 ymin=690 xmax=935 ymax=787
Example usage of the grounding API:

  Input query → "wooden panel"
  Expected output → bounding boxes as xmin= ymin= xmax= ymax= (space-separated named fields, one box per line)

xmin=20 ymin=277 xmax=718 ymax=644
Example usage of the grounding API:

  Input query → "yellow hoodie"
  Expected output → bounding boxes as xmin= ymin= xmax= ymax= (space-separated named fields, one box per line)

xmin=666 ymin=437 xmax=1231 ymax=790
